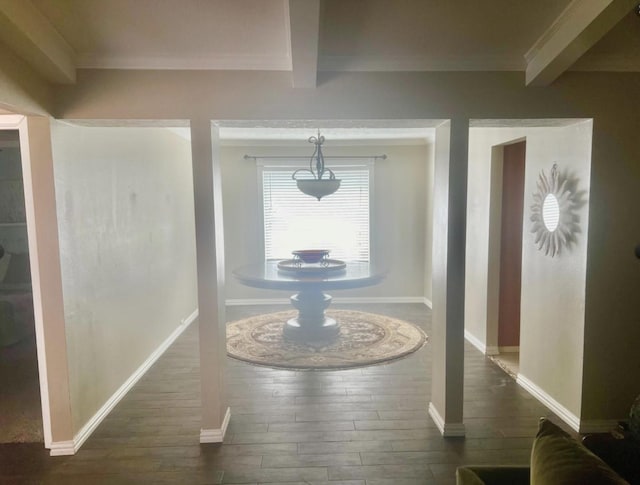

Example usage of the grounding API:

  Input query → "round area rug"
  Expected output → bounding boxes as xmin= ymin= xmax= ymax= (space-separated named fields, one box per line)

xmin=226 ymin=310 xmax=427 ymax=370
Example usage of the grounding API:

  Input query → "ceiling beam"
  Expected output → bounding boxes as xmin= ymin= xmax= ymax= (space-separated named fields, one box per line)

xmin=287 ymin=0 xmax=320 ymax=88
xmin=525 ymin=0 xmax=636 ymax=86
xmin=0 ymin=0 xmax=76 ymax=84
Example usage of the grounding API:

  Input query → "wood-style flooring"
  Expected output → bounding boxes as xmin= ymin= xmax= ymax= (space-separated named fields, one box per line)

xmin=0 ymin=303 xmax=567 ymax=484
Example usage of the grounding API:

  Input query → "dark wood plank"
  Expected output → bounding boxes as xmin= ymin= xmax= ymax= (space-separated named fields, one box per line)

xmin=0 ymin=303 xmax=566 ymax=484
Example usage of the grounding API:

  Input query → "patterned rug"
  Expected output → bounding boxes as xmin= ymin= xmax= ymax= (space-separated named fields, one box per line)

xmin=227 ymin=310 xmax=427 ymax=370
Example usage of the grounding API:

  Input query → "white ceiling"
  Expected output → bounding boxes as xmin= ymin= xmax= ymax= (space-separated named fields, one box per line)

xmin=168 ymin=122 xmax=440 ymax=145
xmin=28 ymin=0 xmax=579 ymax=72
xmin=2 ymin=0 xmax=639 ymax=87
xmin=164 ymin=118 xmax=585 ymax=144
xmin=0 ymin=0 xmax=640 ymax=88
xmin=1 ymin=2 xmax=633 ymax=143
xmin=318 ymin=0 xmax=574 ymax=71
xmin=31 ymin=0 xmax=292 ymax=70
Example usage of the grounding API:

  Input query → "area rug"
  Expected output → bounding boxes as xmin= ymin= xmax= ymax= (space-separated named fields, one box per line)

xmin=227 ymin=309 xmax=427 ymax=370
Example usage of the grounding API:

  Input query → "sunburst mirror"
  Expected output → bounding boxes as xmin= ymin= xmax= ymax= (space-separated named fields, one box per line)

xmin=530 ymin=163 xmax=578 ymax=257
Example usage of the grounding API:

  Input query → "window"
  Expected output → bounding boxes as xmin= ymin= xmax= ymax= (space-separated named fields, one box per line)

xmin=261 ymin=162 xmax=371 ymax=261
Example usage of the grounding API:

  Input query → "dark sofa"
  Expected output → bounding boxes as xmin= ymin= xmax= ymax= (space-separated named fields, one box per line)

xmin=456 ymin=418 xmax=629 ymax=484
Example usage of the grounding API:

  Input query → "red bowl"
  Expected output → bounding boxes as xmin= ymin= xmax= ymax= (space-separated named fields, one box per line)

xmin=292 ymin=249 xmax=330 ymax=264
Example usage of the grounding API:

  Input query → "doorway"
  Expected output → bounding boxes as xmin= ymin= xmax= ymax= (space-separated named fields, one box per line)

xmin=493 ymin=140 xmax=526 ymax=376
xmin=0 ymin=129 xmax=42 ymax=443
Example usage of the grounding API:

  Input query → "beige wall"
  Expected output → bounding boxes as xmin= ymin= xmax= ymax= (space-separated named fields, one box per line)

xmin=221 ymin=143 xmax=432 ymax=300
xmin=465 ymin=122 xmax=593 ymax=419
xmin=50 ymin=124 xmax=198 ymax=433
xmin=41 ymin=69 xmax=640 ymax=423
xmin=582 ymin=113 xmax=640 ymax=422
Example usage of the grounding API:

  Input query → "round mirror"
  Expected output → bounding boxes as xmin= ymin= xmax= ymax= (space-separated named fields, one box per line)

xmin=542 ymin=194 xmax=560 ymax=232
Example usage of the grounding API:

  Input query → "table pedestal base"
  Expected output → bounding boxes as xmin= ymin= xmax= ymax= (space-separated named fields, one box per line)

xmin=284 ymin=290 xmax=339 ymax=344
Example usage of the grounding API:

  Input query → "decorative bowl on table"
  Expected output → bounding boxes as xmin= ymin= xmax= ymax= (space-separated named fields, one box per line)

xmin=291 ymin=249 xmax=330 ymax=264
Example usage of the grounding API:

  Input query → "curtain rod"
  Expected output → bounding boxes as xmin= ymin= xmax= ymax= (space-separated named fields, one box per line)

xmin=243 ymin=154 xmax=387 ymax=161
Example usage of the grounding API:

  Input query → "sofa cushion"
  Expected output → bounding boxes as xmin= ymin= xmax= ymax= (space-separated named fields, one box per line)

xmin=531 ymin=418 xmax=629 ymax=485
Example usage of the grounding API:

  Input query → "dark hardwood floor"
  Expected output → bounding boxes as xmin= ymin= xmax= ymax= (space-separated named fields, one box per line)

xmin=0 ymin=303 xmax=566 ymax=484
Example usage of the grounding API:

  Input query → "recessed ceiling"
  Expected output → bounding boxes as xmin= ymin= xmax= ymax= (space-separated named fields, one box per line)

xmin=28 ymin=0 xmax=577 ymax=72
xmin=319 ymin=0 xmax=573 ymax=71
xmin=571 ymin=9 xmax=640 ymax=71
xmin=31 ymin=0 xmax=292 ymax=70
xmin=2 ymin=0 xmax=638 ymax=91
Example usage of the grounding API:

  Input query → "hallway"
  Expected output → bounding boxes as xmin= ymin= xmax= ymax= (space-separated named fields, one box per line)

xmin=0 ymin=303 xmax=566 ymax=484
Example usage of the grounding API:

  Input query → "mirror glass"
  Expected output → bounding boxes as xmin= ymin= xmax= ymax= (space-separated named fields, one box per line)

xmin=542 ymin=194 xmax=560 ymax=232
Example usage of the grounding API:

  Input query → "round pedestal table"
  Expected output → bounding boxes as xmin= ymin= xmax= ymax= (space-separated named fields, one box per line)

xmin=233 ymin=261 xmax=385 ymax=344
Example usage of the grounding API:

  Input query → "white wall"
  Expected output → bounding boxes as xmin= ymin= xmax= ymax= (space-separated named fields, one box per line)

xmin=43 ymin=69 xmax=640 ymax=425
xmin=220 ymin=142 xmax=433 ymax=302
xmin=51 ymin=124 xmax=198 ymax=433
xmin=465 ymin=122 xmax=593 ymax=421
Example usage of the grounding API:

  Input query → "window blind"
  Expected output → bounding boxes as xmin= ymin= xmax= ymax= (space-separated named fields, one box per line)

xmin=262 ymin=165 xmax=370 ymax=261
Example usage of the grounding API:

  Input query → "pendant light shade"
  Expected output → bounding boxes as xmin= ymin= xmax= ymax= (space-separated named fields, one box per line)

xmin=295 ymin=178 xmax=341 ymax=201
xmin=292 ymin=133 xmax=341 ymax=201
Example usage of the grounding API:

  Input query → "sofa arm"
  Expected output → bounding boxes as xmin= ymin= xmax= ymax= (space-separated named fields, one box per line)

xmin=456 ymin=466 xmax=530 ymax=485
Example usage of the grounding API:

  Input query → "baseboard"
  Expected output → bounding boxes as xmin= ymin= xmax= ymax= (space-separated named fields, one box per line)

xmin=49 ymin=440 xmax=75 ymax=457
xmin=423 ymin=297 xmax=432 ymax=308
xmin=50 ymin=309 xmax=199 ymax=456
xmin=428 ymin=402 xmax=466 ymax=437
xmin=335 ymin=297 xmax=426 ymax=304
xmin=226 ymin=298 xmax=289 ymax=306
xmin=200 ymin=407 xmax=231 ymax=443
xmin=516 ymin=373 xmax=581 ymax=432
xmin=499 ymin=346 xmax=520 ymax=353
xmin=464 ymin=330 xmax=487 ymax=354
xmin=485 ymin=346 xmax=500 ymax=356
xmin=226 ymin=297 xmax=426 ymax=306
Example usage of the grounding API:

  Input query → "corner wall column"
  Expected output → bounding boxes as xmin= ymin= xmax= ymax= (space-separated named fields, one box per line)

xmin=190 ymin=119 xmax=229 ymax=442
xmin=17 ymin=116 xmax=74 ymax=454
xmin=429 ymin=119 xmax=469 ymax=437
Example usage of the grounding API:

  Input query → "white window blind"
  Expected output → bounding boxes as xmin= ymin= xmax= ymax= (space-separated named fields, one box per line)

xmin=262 ymin=164 xmax=371 ymax=261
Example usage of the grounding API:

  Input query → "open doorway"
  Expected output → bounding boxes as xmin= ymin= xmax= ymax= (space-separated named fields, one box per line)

xmin=493 ymin=140 xmax=526 ymax=377
xmin=0 ymin=129 xmax=42 ymax=443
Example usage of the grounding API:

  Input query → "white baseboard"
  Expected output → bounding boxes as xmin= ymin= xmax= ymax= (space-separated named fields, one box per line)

xmin=49 ymin=440 xmax=75 ymax=457
xmin=464 ymin=330 xmax=487 ymax=354
xmin=226 ymin=298 xmax=289 ymax=306
xmin=516 ymin=373 xmax=581 ymax=432
xmin=464 ymin=330 xmax=501 ymax=356
xmin=499 ymin=346 xmax=520 ymax=353
xmin=423 ymin=297 xmax=432 ymax=308
xmin=49 ymin=309 xmax=199 ymax=456
xmin=335 ymin=297 xmax=426 ymax=304
xmin=428 ymin=402 xmax=466 ymax=437
xmin=200 ymin=407 xmax=231 ymax=443
xmin=226 ymin=297 xmax=426 ymax=306
xmin=485 ymin=346 xmax=500 ymax=356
